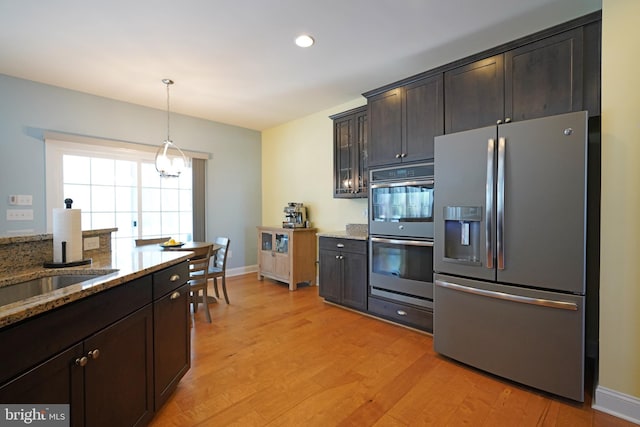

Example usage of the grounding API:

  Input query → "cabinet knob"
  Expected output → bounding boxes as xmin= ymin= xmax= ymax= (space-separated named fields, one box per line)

xmin=505 ymin=117 xmax=511 ymax=123
xmin=396 ymin=310 xmax=407 ymax=316
xmin=87 ymin=349 xmax=100 ymax=360
xmin=401 ymin=153 xmax=407 ymax=158
xmin=75 ymin=356 xmax=88 ymax=367
xmin=170 ymin=291 xmax=181 ymax=300
xmin=170 ymin=274 xmax=181 ymax=282
xmin=395 ymin=153 xmax=401 ymax=158
xmin=398 ymin=225 xmax=404 ymax=230
xmin=496 ymin=119 xmax=503 ymax=125
xmin=336 ymin=243 xmax=344 ymax=248
xmin=335 ymin=255 xmax=340 ymax=259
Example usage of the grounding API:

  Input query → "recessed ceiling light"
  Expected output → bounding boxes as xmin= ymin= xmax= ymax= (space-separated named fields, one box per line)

xmin=295 ymin=34 xmax=315 ymax=48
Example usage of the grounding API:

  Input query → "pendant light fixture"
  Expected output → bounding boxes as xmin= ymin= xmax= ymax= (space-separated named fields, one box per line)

xmin=155 ymin=78 xmax=187 ymax=178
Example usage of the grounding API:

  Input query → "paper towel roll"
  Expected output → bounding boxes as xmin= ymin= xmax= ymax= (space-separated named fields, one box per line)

xmin=52 ymin=208 xmax=83 ymax=263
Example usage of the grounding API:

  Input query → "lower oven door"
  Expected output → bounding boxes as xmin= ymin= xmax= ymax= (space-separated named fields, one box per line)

xmin=369 ymin=237 xmax=434 ymax=308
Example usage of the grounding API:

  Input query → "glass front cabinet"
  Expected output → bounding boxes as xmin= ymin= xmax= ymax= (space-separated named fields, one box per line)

xmin=257 ymin=226 xmax=317 ymax=291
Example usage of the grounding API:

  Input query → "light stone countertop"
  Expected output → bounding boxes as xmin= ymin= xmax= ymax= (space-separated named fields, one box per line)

xmin=316 ymin=230 xmax=368 ymax=241
xmin=316 ymin=223 xmax=368 ymax=241
xmin=0 ymin=246 xmax=191 ymax=328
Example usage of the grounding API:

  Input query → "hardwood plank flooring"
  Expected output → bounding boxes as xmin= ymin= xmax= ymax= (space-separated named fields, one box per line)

xmin=150 ymin=274 xmax=632 ymax=426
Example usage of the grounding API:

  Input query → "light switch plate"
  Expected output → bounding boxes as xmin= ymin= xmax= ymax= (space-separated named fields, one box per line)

xmin=7 ymin=209 xmax=34 ymax=221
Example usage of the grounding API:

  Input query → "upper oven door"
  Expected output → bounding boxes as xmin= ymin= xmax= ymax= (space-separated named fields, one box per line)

xmin=369 ymin=178 xmax=434 ymax=238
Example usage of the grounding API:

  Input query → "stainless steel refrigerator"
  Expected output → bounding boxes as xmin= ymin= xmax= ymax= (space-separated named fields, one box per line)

xmin=433 ymin=111 xmax=588 ymax=402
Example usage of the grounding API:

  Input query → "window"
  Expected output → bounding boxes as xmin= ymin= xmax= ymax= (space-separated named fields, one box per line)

xmin=46 ymin=136 xmax=200 ymax=252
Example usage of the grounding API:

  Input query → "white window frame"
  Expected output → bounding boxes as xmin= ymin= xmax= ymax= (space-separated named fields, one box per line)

xmin=45 ymin=132 xmax=206 ymax=247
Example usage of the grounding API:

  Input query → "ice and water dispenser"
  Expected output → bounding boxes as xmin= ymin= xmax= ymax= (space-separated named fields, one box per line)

xmin=443 ymin=206 xmax=483 ymax=265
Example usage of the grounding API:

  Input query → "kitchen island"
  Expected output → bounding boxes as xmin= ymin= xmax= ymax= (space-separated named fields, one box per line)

xmin=0 ymin=231 xmax=192 ymax=426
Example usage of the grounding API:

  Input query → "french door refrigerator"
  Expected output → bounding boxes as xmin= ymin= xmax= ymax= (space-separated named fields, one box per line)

xmin=433 ymin=111 xmax=588 ymax=402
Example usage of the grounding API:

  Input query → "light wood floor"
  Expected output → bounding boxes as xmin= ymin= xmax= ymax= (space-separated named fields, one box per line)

xmin=150 ymin=274 xmax=632 ymax=427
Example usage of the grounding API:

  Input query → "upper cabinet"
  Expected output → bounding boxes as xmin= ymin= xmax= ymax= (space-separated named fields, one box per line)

xmin=330 ymin=106 xmax=368 ymax=198
xmin=366 ymin=74 xmax=443 ymax=168
xmin=445 ymin=27 xmax=587 ymax=134
xmin=363 ymin=12 xmax=600 ymax=142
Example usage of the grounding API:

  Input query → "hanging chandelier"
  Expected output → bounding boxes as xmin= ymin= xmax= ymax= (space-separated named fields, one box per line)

xmin=155 ymin=78 xmax=187 ymax=178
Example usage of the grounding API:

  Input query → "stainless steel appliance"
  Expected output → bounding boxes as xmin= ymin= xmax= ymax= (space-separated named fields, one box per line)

xmin=369 ymin=163 xmax=434 ymax=239
xmin=282 ymin=202 xmax=307 ymax=228
xmin=368 ymin=163 xmax=435 ymax=310
xmin=369 ymin=237 xmax=434 ymax=308
xmin=433 ymin=111 xmax=588 ymax=402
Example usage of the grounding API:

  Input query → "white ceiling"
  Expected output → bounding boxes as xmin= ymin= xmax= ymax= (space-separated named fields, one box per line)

xmin=0 ymin=0 xmax=601 ymax=131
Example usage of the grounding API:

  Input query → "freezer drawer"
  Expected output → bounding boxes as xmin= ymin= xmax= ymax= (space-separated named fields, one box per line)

xmin=433 ymin=274 xmax=585 ymax=402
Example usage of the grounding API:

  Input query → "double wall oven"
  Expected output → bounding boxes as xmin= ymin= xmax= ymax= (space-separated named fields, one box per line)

xmin=368 ymin=163 xmax=434 ymax=309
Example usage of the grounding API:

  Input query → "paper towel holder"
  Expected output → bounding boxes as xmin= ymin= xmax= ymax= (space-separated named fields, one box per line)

xmin=44 ymin=198 xmax=92 ymax=268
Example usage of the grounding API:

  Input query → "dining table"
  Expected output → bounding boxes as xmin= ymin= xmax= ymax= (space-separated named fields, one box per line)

xmin=159 ymin=241 xmax=221 ymax=256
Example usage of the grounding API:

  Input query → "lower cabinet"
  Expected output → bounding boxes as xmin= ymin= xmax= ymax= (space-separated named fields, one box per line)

xmin=0 ymin=261 xmax=189 ymax=427
xmin=0 ymin=306 xmax=154 ymax=427
xmin=318 ymin=237 xmax=367 ymax=311
xmin=84 ymin=306 xmax=154 ymax=427
xmin=153 ymin=283 xmax=190 ymax=410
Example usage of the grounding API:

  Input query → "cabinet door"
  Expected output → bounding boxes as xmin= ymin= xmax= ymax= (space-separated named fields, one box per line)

xmin=505 ymin=28 xmax=583 ymax=122
xmin=445 ymin=55 xmax=505 ymax=133
xmin=368 ymin=88 xmax=402 ymax=167
xmin=354 ymin=110 xmax=368 ymax=196
xmin=333 ymin=114 xmax=356 ymax=197
xmin=0 ymin=343 xmax=84 ymax=427
xmin=404 ymin=74 xmax=444 ymax=162
xmin=318 ymin=249 xmax=341 ymax=303
xmin=84 ymin=306 xmax=154 ymax=427
xmin=154 ymin=283 xmax=190 ymax=410
xmin=342 ymin=251 xmax=368 ymax=311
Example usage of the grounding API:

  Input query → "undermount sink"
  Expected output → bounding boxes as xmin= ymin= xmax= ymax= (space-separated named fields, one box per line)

xmin=0 ymin=273 xmax=110 ymax=307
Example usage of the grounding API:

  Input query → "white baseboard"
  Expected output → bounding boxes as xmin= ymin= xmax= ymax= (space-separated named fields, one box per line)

xmin=226 ymin=264 xmax=257 ymax=277
xmin=593 ymin=385 xmax=640 ymax=425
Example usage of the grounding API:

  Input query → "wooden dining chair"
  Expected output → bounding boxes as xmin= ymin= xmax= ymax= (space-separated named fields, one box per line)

xmin=209 ymin=237 xmax=231 ymax=304
xmin=187 ymin=244 xmax=213 ymax=323
xmin=135 ymin=237 xmax=171 ymax=246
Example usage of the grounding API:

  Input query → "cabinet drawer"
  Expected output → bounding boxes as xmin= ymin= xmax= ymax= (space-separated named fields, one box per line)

xmin=319 ymin=237 xmax=366 ymax=254
xmin=153 ymin=261 xmax=189 ymax=299
xmin=368 ymin=296 xmax=433 ymax=332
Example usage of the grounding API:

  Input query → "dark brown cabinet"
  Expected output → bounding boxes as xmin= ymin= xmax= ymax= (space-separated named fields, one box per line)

xmin=445 ymin=28 xmax=584 ymax=133
xmin=84 ymin=306 xmax=154 ymax=427
xmin=153 ymin=266 xmax=190 ymax=410
xmin=0 ymin=261 xmax=189 ymax=427
xmin=318 ymin=237 xmax=367 ymax=311
xmin=0 ymin=344 xmax=84 ymax=427
xmin=330 ymin=106 xmax=368 ymax=198
xmin=366 ymin=74 xmax=443 ymax=168
xmin=0 ymin=306 xmax=154 ymax=427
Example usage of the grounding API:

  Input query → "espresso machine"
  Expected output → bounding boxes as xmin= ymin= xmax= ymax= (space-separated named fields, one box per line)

xmin=283 ymin=202 xmax=307 ymax=228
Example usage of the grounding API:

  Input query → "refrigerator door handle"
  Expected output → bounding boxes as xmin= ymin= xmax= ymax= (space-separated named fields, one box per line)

xmin=485 ymin=138 xmax=495 ymax=269
xmin=435 ymin=280 xmax=578 ymax=311
xmin=497 ymin=137 xmax=506 ymax=270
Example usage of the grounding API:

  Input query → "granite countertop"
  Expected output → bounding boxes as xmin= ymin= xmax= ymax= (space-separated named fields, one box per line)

xmin=316 ymin=223 xmax=368 ymax=241
xmin=0 ymin=247 xmax=191 ymax=328
xmin=316 ymin=230 xmax=368 ymax=241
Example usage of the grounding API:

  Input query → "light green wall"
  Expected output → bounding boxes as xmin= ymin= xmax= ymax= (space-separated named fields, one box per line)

xmin=261 ymin=98 xmax=368 ymax=232
xmin=599 ymin=0 xmax=640 ymax=399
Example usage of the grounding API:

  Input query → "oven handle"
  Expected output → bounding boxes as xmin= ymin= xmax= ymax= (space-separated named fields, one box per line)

xmin=370 ymin=237 xmax=434 ymax=247
xmin=370 ymin=179 xmax=434 ymax=189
